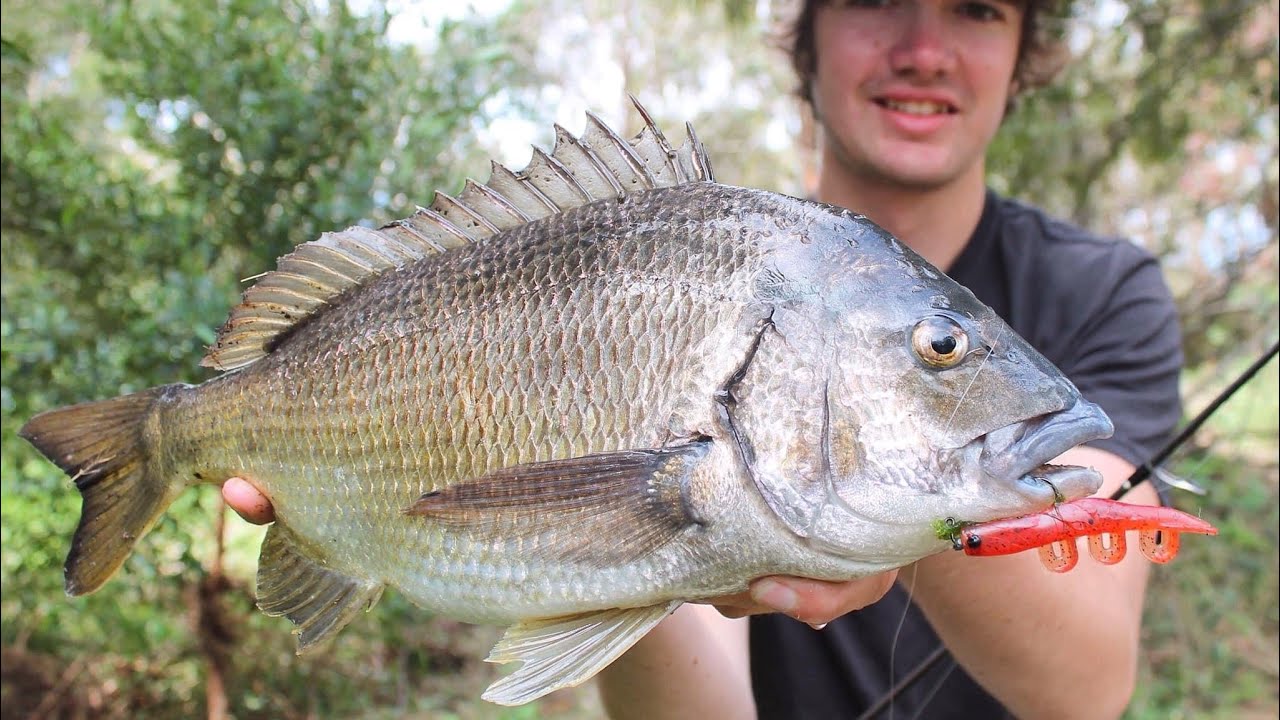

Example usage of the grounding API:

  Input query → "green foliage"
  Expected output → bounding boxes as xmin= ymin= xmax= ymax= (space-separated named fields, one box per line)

xmin=1125 ymin=357 xmax=1279 ymax=719
xmin=990 ymin=1 xmax=1276 ymax=226
xmin=1127 ymin=460 xmax=1279 ymax=718
xmin=1 ymin=1 xmax=539 ymax=716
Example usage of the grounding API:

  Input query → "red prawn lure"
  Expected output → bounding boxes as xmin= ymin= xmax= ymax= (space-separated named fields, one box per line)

xmin=956 ymin=497 xmax=1218 ymax=573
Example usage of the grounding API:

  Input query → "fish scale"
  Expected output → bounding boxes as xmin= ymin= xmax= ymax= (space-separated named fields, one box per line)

xmin=20 ymin=105 xmax=1115 ymax=705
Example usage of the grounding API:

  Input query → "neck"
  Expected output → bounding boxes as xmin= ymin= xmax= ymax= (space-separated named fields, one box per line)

xmin=815 ymin=156 xmax=988 ymax=272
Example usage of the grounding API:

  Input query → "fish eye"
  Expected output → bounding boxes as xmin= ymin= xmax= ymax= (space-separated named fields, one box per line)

xmin=911 ymin=316 xmax=970 ymax=369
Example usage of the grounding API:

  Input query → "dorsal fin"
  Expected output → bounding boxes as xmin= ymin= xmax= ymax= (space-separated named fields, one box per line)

xmin=201 ymin=99 xmax=715 ymax=372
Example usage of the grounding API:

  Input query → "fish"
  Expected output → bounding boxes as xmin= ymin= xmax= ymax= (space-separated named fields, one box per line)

xmin=19 ymin=101 xmax=1114 ymax=705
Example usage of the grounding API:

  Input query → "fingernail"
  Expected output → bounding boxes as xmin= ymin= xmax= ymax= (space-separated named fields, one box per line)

xmin=808 ymin=622 xmax=828 ymax=631
xmin=751 ymin=579 xmax=798 ymax=613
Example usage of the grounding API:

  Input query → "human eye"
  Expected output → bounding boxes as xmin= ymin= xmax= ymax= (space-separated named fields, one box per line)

xmin=956 ymin=1 xmax=1007 ymax=22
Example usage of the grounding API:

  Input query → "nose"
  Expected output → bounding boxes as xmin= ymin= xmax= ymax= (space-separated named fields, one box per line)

xmin=888 ymin=3 xmax=956 ymax=78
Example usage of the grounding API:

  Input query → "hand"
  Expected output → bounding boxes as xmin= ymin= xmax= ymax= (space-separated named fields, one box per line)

xmin=219 ymin=475 xmax=898 ymax=626
xmin=222 ymin=477 xmax=276 ymax=525
xmin=706 ymin=571 xmax=899 ymax=627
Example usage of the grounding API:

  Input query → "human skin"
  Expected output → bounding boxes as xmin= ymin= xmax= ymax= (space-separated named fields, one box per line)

xmin=812 ymin=0 xmax=1019 ymax=190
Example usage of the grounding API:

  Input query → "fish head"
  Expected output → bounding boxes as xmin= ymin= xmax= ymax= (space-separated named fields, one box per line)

xmin=755 ymin=206 xmax=1114 ymax=566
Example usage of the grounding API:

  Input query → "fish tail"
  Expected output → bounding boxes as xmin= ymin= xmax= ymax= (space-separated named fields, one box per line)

xmin=19 ymin=384 xmax=189 ymax=596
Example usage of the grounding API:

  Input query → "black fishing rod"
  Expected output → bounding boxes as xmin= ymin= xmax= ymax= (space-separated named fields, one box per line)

xmin=1110 ymin=339 xmax=1280 ymax=501
xmin=856 ymin=338 xmax=1280 ymax=720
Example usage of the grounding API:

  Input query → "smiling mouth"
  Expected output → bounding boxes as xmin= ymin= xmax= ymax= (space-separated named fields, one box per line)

xmin=875 ymin=98 xmax=957 ymax=116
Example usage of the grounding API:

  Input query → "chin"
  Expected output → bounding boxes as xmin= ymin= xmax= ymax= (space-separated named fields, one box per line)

xmin=894 ymin=172 xmax=960 ymax=192
xmin=856 ymin=147 xmax=967 ymax=191
xmin=870 ymin=164 xmax=964 ymax=192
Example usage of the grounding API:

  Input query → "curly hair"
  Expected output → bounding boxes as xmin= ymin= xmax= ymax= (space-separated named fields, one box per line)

xmin=784 ymin=1 xmax=1071 ymax=106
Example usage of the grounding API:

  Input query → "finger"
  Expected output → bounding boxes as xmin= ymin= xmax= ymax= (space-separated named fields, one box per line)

xmin=222 ymin=477 xmax=276 ymax=525
xmin=705 ymin=591 xmax=759 ymax=619
xmin=749 ymin=571 xmax=898 ymax=625
xmin=693 ymin=589 xmax=787 ymax=619
xmin=706 ymin=570 xmax=900 ymax=622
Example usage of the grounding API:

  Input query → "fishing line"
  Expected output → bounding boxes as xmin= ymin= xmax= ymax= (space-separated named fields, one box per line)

xmin=883 ymin=563 xmax=919 ymax=720
xmin=942 ymin=326 xmax=1003 ymax=437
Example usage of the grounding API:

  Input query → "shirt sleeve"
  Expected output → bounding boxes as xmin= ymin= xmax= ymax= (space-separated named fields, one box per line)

xmin=1048 ymin=242 xmax=1184 ymax=469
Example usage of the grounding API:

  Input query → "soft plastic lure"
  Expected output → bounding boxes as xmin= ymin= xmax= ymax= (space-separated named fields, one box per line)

xmin=950 ymin=498 xmax=1218 ymax=573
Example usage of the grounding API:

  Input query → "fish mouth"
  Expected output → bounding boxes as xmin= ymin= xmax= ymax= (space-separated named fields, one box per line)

xmin=979 ymin=399 xmax=1115 ymax=504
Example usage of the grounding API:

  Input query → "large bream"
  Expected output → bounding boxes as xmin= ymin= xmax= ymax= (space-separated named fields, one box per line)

xmin=21 ymin=104 xmax=1113 ymax=704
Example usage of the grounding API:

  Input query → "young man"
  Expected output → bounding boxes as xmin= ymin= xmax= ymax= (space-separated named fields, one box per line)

xmin=225 ymin=1 xmax=1183 ymax=716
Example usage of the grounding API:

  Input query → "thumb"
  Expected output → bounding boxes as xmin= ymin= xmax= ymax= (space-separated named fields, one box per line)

xmin=222 ymin=477 xmax=276 ymax=525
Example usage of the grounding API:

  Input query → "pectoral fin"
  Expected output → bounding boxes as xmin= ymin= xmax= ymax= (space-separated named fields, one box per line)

xmin=405 ymin=441 xmax=709 ymax=566
xmin=256 ymin=524 xmax=384 ymax=653
xmin=482 ymin=601 xmax=682 ymax=705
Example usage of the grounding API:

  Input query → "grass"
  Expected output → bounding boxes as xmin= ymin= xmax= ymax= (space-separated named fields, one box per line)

xmin=1125 ymin=355 xmax=1279 ymax=719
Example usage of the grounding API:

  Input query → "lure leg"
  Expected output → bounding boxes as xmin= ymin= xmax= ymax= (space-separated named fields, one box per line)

xmin=1087 ymin=532 xmax=1127 ymax=565
xmin=1139 ymin=529 xmax=1181 ymax=563
xmin=1037 ymin=539 xmax=1079 ymax=573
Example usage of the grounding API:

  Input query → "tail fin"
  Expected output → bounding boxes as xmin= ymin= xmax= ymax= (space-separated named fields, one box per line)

xmin=19 ymin=384 xmax=187 ymax=596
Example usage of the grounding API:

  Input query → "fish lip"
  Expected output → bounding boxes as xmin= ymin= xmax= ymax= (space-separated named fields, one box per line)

xmin=980 ymin=399 xmax=1115 ymax=500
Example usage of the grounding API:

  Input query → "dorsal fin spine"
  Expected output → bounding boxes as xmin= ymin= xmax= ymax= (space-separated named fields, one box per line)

xmin=343 ymin=225 xmax=420 ymax=261
xmin=584 ymin=111 xmax=655 ymax=189
xmin=201 ymin=101 xmax=717 ymax=372
xmin=302 ymin=242 xmax=372 ymax=277
xmin=553 ymin=124 xmax=624 ymax=198
xmin=319 ymin=241 xmax=378 ymax=274
xmin=243 ymin=286 xmax=323 ymax=309
xmin=280 ymin=255 xmax=355 ymax=286
xmin=526 ymin=147 xmax=592 ymax=207
xmin=683 ymin=122 xmax=713 ymax=182
xmin=432 ymin=191 xmax=500 ymax=240
xmin=463 ymin=179 xmax=531 ymax=225
xmin=405 ymin=208 xmax=471 ymax=249
xmin=628 ymin=95 xmax=682 ymax=183
xmin=487 ymin=161 xmax=559 ymax=218
xmin=385 ymin=219 xmax=448 ymax=253
xmin=333 ymin=230 xmax=404 ymax=267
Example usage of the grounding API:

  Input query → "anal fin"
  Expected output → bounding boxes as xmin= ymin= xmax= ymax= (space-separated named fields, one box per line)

xmin=256 ymin=524 xmax=384 ymax=653
xmin=482 ymin=601 xmax=681 ymax=705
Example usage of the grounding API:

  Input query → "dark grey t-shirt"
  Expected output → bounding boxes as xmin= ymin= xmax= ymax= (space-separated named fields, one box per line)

xmin=749 ymin=190 xmax=1183 ymax=719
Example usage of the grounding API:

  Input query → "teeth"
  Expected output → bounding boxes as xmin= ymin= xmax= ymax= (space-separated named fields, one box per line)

xmin=883 ymin=99 xmax=950 ymax=115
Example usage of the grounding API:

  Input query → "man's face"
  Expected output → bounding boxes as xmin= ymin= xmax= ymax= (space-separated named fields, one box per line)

xmin=811 ymin=0 xmax=1025 ymax=191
